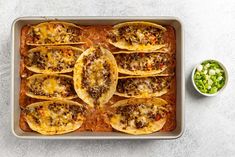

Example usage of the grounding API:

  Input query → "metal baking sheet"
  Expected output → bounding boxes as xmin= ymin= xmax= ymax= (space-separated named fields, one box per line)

xmin=11 ymin=16 xmax=184 ymax=139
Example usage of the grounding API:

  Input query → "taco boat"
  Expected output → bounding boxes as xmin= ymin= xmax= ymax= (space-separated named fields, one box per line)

xmin=25 ymin=46 xmax=83 ymax=73
xmin=24 ymin=100 xmax=86 ymax=135
xmin=73 ymin=46 xmax=118 ymax=108
xmin=26 ymin=74 xmax=77 ymax=100
xmin=110 ymin=98 xmax=168 ymax=135
xmin=115 ymin=76 xmax=172 ymax=98
xmin=26 ymin=21 xmax=84 ymax=45
xmin=109 ymin=21 xmax=167 ymax=51
xmin=114 ymin=51 xmax=171 ymax=75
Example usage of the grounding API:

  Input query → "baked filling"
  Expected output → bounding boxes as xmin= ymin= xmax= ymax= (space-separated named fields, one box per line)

xmin=115 ymin=52 xmax=169 ymax=72
xmin=24 ymin=102 xmax=85 ymax=128
xmin=28 ymin=23 xmax=81 ymax=44
xmin=110 ymin=26 xmax=164 ymax=46
xmin=20 ymin=22 xmax=177 ymax=134
xmin=81 ymin=48 xmax=112 ymax=103
xmin=115 ymin=103 xmax=167 ymax=130
xmin=25 ymin=46 xmax=81 ymax=73
xmin=116 ymin=76 xmax=171 ymax=97
xmin=26 ymin=75 xmax=76 ymax=99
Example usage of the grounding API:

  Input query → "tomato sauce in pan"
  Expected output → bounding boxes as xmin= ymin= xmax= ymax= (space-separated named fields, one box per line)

xmin=19 ymin=24 xmax=176 ymax=133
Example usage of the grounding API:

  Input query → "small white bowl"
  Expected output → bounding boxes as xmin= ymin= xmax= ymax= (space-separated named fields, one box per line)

xmin=191 ymin=59 xmax=228 ymax=96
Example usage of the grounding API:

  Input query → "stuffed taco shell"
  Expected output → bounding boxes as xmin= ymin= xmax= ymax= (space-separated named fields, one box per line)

xmin=25 ymin=46 xmax=83 ymax=73
xmin=109 ymin=21 xmax=167 ymax=51
xmin=26 ymin=74 xmax=77 ymax=100
xmin=24 ymin=100 xmax=86 ymax=135
xmin=110 ymin=98 xmax=168 ymax=135
xmin=26 ymin=21 xmax=84 ymax=45
xmin=114 ymin=51 xmax=171 ymax=75
xmin=115 ymin=75 xmax=172 ymax=98
xmin=73 ymin=46 xmax=118 ymax=108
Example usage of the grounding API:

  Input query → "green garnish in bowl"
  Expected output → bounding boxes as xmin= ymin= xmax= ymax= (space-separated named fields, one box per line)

xmin=192 ymin=60 xmax=228 ymax=96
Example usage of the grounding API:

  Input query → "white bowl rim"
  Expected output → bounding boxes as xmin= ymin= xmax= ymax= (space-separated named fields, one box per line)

xmin=191 ymin=59 xmax=228 ymax=97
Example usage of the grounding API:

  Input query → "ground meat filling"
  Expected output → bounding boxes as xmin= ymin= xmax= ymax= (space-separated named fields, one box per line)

xmin=24 ymin=106 xmax=42 ymax=124
xmin=25 ymin=48 xmax=80 ymax=72
xmin=117 ymin=77 xmax=172 ymax=96
xmin=110 ymin=25 xmax=164 ymax=45
xmin=81 ymin=48 xmax=112 ymax=105
xmin=116 ymin=104 xmax=165 ymax=129
xmin=48 ymin=103 xmax=85 ymax=121
xmin=25 ymin=103 xmax=85 ymax=127
xmin=31 ymin=23 xmax=81 ymax=44
xmin=27 ymin=75 xmax=76 ymax=98
xmin=115 ymin=53 xmax=169 ymax=72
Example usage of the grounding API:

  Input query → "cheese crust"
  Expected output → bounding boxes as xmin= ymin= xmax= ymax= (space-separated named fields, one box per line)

xmin=24 ymin=100 xmax=86 ymax=135
xmin=110 ymin=98 xmax=168 ymax=135
xmin=73 ymin=47 xmax=118 ymax=108
xmin=25 ymin=46 xmax=83 ymax=73
xmin=26 ymin=21 xmax=84 ymax=45
xmin=109 ymin=21 xmax=167 ymax=51
xmin=26 ymin=74 xmax=77 ymax=100
xmin=115 ymin=76 xmax=172 ymax=98
xmin=114 ymin=51 xmax=171 ymax=75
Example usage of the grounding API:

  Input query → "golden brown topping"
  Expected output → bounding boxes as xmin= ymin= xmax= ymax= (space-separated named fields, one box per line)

xmin=28 ymin=22 xmax=82 ymax=45
xmin=26 ymin=74 xmax=77 ymax=99
xmin=116 ymin=76 xmax=172 ymax=97
xmin=25 ymin=46 xmax=82 ymax=73
xmin=81 ymin=49 xmax=111 ymax=101
xmin=111 ymin=25 xmax=164 ymax=46
xmin=115 ymin=52 xmax=170 ymax=72
xmin=24 ymin=101 xmax=86 ymax=128
xmin=115 ymin=103 xmax=167 ymax=129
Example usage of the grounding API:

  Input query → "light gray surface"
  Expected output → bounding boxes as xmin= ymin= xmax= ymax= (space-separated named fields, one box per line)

xmin=0 ymin=0 xmax=235 ymax=156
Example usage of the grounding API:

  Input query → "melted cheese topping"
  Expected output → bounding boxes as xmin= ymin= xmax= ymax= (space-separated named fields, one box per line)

xmin=25 ymin=46 xmax=81 ymax=73
xmin=113 ymin=103 xmax=168 ymax=130
xmin=25 ymin=101 xmax=85 ymax=134
xmin=42 ymin=78 xmax=66 ymax=95
xmin=26 ymin=74 xmax=77 ymax=99
xmin=30 ymin=22 xmax=81 ymax=44
xmin=86 ymin=59 xmax=107 ymax=86
xmin=112 ymin=25 xmax=164 ymax=46
xmin=81 ymin=49 xmax=112 ymax=102
xmin=115 ymin=52 xmax=169 ymax=72
xmin=116 ymin=76 xmax=171 ymax=97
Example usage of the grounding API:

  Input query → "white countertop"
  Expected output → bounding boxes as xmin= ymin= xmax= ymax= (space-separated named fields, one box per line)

xmin=0 ymin=0 xmax=235 ymax=156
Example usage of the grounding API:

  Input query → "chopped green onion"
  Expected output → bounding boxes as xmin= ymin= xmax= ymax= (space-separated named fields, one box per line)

xmin=194 ymin=60 xmax=225 ymax=94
